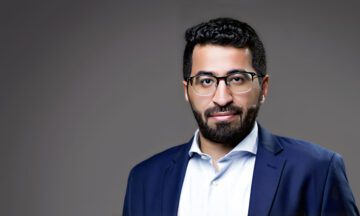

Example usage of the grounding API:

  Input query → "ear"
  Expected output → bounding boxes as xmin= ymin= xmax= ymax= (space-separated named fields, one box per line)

xmin=260 ymin=75 xmax=269 ymax=103
xmin=183 ymin=80 xmax=189 ymax=102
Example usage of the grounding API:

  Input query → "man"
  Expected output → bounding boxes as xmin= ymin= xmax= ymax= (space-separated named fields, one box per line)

xmin=123 ymin=17 xmax=359 ymax=216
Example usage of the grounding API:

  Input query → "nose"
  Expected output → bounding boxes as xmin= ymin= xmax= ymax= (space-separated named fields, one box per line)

xmin=212 ymin=80 xmax=233 ymax=107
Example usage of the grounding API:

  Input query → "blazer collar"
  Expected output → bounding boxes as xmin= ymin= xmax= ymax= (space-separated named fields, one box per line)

xmin=161 ymin=138 xmax=192 ymax=216
xmin=248 ymin=125 xmax=286 ymax=216
xmin=258 ymin=125 xmax=283 ymax=154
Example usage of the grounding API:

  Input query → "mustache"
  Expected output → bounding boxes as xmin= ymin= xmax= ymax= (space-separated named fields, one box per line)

xmin=204 ymin=105 xmax=243 ymax=118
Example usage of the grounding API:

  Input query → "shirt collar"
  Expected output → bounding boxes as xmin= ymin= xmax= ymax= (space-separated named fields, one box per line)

xmin=189 ymin=122 xmax=258 ymax=158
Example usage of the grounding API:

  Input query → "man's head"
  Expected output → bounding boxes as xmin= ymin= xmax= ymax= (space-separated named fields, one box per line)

xmin=183 ymin=17 xmax=267 ymax=81
xmin=182 ymin=18 xmax=269 ymax=147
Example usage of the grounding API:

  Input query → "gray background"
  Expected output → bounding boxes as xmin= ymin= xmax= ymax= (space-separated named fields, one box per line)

xmin=1 ymin=0 xmax=359 ymax=215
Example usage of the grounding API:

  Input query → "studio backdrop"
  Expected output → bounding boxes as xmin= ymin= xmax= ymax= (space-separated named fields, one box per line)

xmin=1 ymin=0 xmax=359 ymax=215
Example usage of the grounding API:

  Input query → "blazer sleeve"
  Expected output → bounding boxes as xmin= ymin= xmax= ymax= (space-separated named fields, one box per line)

xmin=123 ymin=168 xmax=135 ymax=216
xmin=321 ymin=153 xmax=359 ymax=215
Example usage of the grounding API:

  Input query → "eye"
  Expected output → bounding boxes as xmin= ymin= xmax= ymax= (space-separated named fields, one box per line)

xmin=232 ymin=76 xmax=244 ymax=83
xmin=229 ymin=75 xmax=245 ymax=84
xmin=228 ymin=73 xmax=251 ymax=85
xmin=201 ymin=79 xmax=214 ymax=85
xmin=196 ymin=76 xmax=216 ymax=87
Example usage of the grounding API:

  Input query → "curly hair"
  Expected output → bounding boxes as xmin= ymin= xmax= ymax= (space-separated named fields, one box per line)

xmin=183 ymin=17 xmax=266 ymax=80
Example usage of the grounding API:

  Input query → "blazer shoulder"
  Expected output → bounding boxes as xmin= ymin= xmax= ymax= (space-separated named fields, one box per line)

xmin=275 ymin=134 xmax=337 ymax=163
xmin=130 ymin=142 xmax=191 ymax=175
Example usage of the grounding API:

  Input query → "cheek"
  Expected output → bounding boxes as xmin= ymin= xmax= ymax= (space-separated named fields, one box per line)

xmin=188 ymin=92 xmax=213 ymax=113
xmin=233 ymin=91 xmax=261 ymax=108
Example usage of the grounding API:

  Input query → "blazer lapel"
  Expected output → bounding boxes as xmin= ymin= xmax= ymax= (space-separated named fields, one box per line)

xmin=161 ymin=140 xmax=192 ymax=216
xmin=248 ymin=126 xmax=286 ymax=216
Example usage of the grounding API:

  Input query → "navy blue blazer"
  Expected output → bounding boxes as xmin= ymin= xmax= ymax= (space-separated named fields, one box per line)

xmin=123 ymin=126 xmax=359 ymax=216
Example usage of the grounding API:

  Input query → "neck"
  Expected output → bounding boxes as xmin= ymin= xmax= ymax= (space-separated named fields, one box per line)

xmin=198 ymin=133 xmax=234 ymax=162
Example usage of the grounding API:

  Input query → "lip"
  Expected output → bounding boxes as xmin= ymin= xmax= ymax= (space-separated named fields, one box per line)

xmin=208 ymin=111 xmax=237 ymax=122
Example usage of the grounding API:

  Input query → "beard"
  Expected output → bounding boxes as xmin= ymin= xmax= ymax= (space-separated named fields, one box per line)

xmin=190 ymin=100 xmax=261 ymax=147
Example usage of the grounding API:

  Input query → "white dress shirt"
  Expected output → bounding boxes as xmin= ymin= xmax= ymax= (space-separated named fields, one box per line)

xmin=178 ymin=123 xmax=258 ymax=216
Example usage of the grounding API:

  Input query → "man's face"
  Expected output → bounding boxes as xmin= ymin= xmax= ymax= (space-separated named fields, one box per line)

xmin=183 ymin=44 xmax=269 ymax=146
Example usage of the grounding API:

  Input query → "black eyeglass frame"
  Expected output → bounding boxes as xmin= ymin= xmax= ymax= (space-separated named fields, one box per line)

xmin=186 ymin=70 xmax=265 ymax=87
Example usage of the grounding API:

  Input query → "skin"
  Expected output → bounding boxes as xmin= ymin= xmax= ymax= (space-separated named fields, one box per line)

xmin=183 ymin=44 xmax=269 ymax=169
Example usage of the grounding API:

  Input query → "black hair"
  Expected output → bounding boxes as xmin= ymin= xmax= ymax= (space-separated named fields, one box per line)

xmin=183 ymin=17 xmax=266 ymax=80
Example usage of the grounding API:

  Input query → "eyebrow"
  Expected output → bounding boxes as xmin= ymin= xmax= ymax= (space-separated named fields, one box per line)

xmin=194 ymin=69 xmax=248 ymax=77
xmin=227 ymin=69 xmax=248 ymax=75
xmin=194 ymin=71 xmax=215 ymax=76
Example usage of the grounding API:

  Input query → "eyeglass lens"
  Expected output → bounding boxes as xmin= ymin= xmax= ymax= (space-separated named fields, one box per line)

xmin=190 ymin=73 xmax=254 ymax=95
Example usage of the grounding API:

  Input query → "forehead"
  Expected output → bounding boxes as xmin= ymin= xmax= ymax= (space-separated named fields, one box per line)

xmin=191 ymin=44 xmax=254 ymax=76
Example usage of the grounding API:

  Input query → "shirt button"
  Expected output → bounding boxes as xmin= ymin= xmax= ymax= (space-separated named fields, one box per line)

xmin=212 ymin=181 xmax=219 ymax=186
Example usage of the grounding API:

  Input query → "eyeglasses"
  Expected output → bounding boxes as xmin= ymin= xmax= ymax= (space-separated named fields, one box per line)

xmin=186 ymin=70 xmax=264 ymax=96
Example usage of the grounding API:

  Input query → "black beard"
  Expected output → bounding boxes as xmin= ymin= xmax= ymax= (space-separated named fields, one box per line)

xmin=190 ymin=102 xmax=260 ymax=148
